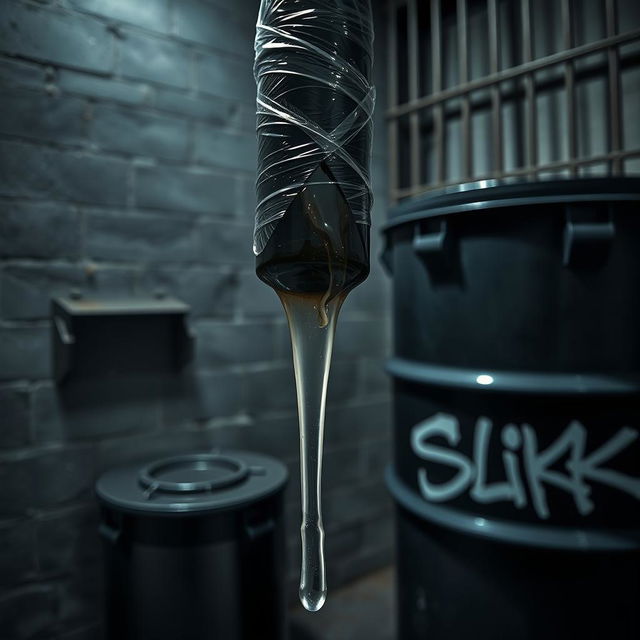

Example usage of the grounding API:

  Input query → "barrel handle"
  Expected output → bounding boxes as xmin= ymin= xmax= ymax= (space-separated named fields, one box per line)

xmin=413 ymin=220 xmax=448 ymax=256
xmin=563 ymin=205 xmax=615 ymax=267
xmin=413 ymin=220 xmax=453 ymax=278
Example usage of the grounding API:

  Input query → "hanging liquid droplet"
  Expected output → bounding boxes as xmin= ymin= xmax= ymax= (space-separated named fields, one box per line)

xmin=298 ymin=523 xmax=327 ymax=611
xmin=256 ymin=163 xmax=369 ymax=611
xmin=299 ymin=513 xmax=326 ymax=612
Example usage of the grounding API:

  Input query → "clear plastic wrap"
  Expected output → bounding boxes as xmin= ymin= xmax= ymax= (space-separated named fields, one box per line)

xmin=253 ymin=0 xmax=376 ymax=256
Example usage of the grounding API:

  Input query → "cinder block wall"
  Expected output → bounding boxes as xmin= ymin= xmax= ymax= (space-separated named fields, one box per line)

xmin=0 ymin=0 xmax=391 ymax=637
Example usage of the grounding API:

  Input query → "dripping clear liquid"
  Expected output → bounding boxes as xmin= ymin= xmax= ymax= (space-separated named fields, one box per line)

xmin=278 ymin=291 xmax=344 ymax=611
xmin=256 ymin=163 xmax=369 ymax=611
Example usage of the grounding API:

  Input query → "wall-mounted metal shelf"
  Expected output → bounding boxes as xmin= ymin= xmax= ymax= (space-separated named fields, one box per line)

xmin=52 ymin=295 xmax=195 ymax=382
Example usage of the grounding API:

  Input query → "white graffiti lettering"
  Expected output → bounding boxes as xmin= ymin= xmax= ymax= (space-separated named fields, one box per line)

xmin=411 ymin=413 xmax=640 ymax=519
xmin=411 ymin=412 xmax=473 ymax=501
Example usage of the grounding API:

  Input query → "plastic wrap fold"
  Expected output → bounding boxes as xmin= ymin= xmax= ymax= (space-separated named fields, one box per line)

xmin=253 ymin=0 xmax=375 ymax=255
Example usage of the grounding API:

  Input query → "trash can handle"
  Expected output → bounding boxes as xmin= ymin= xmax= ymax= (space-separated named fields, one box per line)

xmin=99 ymin=521 xmax=121 ymax=545
xmin=245 ymin=517 xmax=275 ymax=540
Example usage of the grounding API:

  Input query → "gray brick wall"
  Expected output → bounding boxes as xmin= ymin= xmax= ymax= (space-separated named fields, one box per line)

xmin=0 ymin=0 xmax=392 ymax=636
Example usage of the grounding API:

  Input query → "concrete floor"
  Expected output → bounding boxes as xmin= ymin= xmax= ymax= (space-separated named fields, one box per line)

xmin=289 ymin=566 xmax=395 ymax=640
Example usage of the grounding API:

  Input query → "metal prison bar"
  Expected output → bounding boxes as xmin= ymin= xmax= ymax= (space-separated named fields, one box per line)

xmin=387 ymin=0 xmax=640 ymax=203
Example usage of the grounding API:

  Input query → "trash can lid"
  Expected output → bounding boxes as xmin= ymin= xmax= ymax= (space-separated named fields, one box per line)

xmin=95 ymin=450 xmax=288 ymax=516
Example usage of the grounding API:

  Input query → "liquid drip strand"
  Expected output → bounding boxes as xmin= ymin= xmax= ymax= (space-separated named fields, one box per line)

xmin=256 ymin=163 xmax=369 ymax=612
xmin=278 ymin=291 xmax=343 ymax=612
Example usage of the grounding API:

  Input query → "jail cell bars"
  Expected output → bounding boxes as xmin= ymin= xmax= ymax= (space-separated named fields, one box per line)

xmin=387 ymin=0 xmax=640 ymax=202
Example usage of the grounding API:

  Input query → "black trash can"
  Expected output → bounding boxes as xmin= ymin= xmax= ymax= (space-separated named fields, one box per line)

xmin=382 ymin=178 xmax=640 ymax=640
xmin=96 ymin=450 xmax=288 ymax=640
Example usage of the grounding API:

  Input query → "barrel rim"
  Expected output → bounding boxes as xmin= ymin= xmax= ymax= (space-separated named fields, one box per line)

xmin=383 ymin=177 xmax=640 ymax=233
xmin=95 ymin=449 xmax=289 ymax=517
xmin=386 ymin=466 xmax=640 ymax=551
xmin=387 ymin=357 xmax=640 ymax=396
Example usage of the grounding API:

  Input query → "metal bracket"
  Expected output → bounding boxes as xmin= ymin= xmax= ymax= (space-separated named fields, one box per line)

xmin=563 ymin=205 xmax=615 ymax=267
xmin=53 ymin=315 xmax=75 ymax=381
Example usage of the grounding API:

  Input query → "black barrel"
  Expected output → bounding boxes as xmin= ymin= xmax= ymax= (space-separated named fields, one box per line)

xmin=382 ymin=178 xmax=640 ymax=640
xmin=96 ymin=450 xmax=288 ymax=640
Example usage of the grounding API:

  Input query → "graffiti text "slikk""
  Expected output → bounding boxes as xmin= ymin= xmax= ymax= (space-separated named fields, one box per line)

xmin=411 ymin=413 xmax=640 ymax=519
